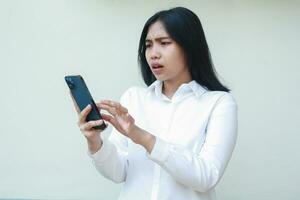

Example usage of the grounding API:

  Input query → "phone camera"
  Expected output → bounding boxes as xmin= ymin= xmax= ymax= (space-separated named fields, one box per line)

xmin=66 ymin=78 xmax=75 ymax=89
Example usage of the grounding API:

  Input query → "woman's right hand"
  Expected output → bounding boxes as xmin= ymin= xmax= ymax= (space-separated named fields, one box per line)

xmin=70 ymin=93 xmax=105 ymax=153
xmin=77 ymin=104 xmax=104 ymax=141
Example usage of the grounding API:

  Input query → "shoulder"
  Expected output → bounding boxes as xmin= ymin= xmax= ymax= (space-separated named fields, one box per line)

xmin=119 ymin=85 xmax=147 ymax=105
xmin=201 ymin=91 xmax=237 ymax=110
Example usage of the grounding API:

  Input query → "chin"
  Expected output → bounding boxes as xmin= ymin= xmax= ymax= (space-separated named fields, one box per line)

xmin=154 ymin=75 xmax=167 ymax=81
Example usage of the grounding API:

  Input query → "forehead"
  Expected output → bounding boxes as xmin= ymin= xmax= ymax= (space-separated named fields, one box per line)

xmin=146 ymin=21 xmax=170 ymax=40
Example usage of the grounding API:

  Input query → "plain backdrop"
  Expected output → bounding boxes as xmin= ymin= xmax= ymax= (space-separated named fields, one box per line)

xmin=0 ymin=0 xmax=299 ymax=199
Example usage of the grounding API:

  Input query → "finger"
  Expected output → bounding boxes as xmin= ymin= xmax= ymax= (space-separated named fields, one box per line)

xmin=80 ymin=119 xmax=104 ymax=131
xmin=97 ymin=101 xmax=128 ymax=114
xmin=100 ymin=100 xmax=117 ymax=106
xmin=78 ymin=104 xmax=92 ymax=124
xmin=98 ymin=104 xmax=118 ymax=116
xmin=96 ymin=102 xmax=104 ymax=110
xmin=118 ymin=105 xmax=128 ymax=113
xmin=101 ymin=113 xmax=123 ymax=131
xmin=100 ymin=100 xmax=122 ymax=110
xmin=70 ymin=92 xmax=80 ymax=114
xmin=101 ymin=113 xmax=113 ymax=121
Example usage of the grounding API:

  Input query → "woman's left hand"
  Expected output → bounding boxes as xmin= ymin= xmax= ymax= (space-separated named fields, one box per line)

xmin=97 ymin=99 xmax=156 ymax=153
xmin=97 ymin=100 xmax=136 ymax=138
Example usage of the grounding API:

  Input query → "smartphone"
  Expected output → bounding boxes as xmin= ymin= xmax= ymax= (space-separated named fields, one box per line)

xmin=65 ymin=75 xmax=107 ymax=130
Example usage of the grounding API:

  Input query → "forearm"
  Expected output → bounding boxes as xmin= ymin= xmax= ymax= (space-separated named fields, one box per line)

xmin=148 ymin=139 xmax=222 ymax=193
xmin=88 ymin=135 xmax=128 ymax=183
xmin=129 ymin=125 xmax=156 ymax=153
xmin=86 ymin=135 xmax=102 ymax=154
xmin=128 ymin=127 xmax=220 ymax=192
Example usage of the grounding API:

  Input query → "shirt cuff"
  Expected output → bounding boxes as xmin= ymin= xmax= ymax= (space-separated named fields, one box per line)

xmin=87 ymin=138 xmax=113 ymax=164
xmin=147 ymin=137 xmax=170 ymax=166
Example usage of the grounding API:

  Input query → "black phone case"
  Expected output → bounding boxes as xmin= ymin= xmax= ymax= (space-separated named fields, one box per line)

xmin=65 ymin=75 xmax=106 ymax=130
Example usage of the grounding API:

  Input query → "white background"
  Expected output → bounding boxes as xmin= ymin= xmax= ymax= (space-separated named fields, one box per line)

xmin=0 ymin=0 xmax=299 ymax=199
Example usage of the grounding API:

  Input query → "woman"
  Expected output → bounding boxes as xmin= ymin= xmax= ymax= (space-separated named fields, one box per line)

xmin=73 ymin=7 xmax=237 ymax=200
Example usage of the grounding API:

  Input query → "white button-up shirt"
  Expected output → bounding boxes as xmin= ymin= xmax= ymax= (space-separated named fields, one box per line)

xmin=89 ymin=80 xmax=238 ymax=200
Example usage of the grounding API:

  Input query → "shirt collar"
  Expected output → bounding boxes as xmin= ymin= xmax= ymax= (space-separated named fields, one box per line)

xmin=146 ymin=80 xmax=207 ymax=100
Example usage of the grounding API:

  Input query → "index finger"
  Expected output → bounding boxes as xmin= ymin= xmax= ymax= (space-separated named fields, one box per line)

xmin=99 ymin=100 xmax=128 ymax=113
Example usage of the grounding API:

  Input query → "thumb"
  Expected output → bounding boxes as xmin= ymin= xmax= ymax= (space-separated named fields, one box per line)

xmin=101 ymin=113 xmax=113 ymax=122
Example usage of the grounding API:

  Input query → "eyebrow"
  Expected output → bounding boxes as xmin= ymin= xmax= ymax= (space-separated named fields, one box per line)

xmin=145 ymin=36 xmax=171 ymax=43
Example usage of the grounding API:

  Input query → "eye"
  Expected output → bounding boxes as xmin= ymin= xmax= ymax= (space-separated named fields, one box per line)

xmin=161 ymin=41 xmax=171 ymax=46
xmin=145 ymin=43 xmax=152 ymax=48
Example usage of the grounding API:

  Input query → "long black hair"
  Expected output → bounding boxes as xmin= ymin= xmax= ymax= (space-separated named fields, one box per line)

xmin=138 ymin=7 xmax=230 ymax=92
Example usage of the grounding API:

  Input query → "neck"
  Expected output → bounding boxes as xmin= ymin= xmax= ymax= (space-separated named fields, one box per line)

xmin=162 ymin=74 xmax=192 ymax=99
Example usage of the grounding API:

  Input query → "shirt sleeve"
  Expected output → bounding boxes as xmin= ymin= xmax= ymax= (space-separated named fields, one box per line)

xmin=87 ymin=88 xmax=133 ymax=183
xmin=147 ymin=93 xmax=238 ymax=193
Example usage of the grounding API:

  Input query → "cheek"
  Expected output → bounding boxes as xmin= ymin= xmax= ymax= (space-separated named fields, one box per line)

xmin=145 ymin=50 xmax=151 ymax=63
xmin=167 ymin=48 xmax=186 ymax=66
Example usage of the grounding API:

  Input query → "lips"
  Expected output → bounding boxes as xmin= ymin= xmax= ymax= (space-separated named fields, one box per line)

xmin=151 ymin=63 xmax=164 ymax=69
xmin=151 ymin=63 xmax=164 ymax=75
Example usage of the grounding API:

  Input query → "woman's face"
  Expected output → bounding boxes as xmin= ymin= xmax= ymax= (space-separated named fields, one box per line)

xmin=145 ymin=21 xmax=191 ymax=83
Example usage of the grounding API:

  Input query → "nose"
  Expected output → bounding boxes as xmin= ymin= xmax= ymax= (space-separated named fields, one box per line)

xmin=149 ymin=45 xmax=160 ymax=60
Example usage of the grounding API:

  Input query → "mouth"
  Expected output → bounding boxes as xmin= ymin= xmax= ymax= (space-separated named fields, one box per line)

xmin=151 ymin=64 xmax=164 ymax=69
xmin=151 ymin=64 xmax=164 ymax=75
